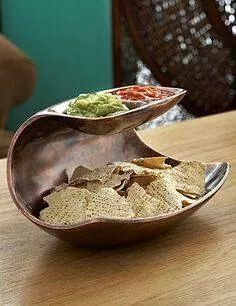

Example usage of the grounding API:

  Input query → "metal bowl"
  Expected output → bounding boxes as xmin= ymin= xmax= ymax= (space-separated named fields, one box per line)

xmin=42 ymin=86 xmax=186 ymax=135
xmin=7 ymin=86 xmax=229 ymax=247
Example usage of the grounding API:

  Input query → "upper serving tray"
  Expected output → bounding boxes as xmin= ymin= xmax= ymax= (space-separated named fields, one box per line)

xmin=40 ymin=86 xmax=186 ymax=135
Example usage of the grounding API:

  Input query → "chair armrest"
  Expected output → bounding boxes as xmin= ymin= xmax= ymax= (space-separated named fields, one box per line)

xmin=0 ymin=35 xmax=37 ymax=128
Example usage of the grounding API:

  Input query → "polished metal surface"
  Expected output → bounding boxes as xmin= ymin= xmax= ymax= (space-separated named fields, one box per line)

xmin=7 ymin=86 xmax=229 ymax=247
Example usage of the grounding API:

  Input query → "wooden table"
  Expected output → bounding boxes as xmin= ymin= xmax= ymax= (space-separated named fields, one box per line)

xmin=1 ymin=111 xmax=235 ymax=305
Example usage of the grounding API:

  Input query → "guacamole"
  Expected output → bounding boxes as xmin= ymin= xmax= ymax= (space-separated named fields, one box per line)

xmin=66 ymin=93 xmax=129 ymax=117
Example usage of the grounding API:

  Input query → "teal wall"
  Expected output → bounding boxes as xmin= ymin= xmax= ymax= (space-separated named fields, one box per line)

xmin=1 ymin=0 xmax=113 ymax=131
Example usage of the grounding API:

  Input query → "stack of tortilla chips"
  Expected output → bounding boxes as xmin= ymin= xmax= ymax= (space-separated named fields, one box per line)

xmin=40 ymin=157 xmax=205 ymax=225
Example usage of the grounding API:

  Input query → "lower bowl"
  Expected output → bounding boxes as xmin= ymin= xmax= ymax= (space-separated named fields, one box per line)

xmin=7 ymin=115 xmax=229 ymax=247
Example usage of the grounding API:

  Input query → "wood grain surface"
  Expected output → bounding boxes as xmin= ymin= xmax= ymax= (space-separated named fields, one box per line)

xmin=0 ymin=111 xmax=235 ymax=305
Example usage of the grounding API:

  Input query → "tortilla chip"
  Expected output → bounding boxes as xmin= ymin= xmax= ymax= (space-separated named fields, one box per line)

xmin=40 ymin=187 xmax=89 ymax=225
xmin=171 ymin=161 xmax=205 ymax=196
xmin=114 ymin=177 xmax=130 ymax=192
xmin=105 ymin=172 xmax=132 ymax=188
xmin=179 ymin=191 xmax=198 ymax=199
xmin=128 ymin=174 xmax=157 ymax=189
xmin=70 ymin=164 xmax=119 ymax=184
xmin=70 ymin=165 xmax=93 ymax=182
xmin=146 ymin=173 xmax=192 ymax=211
xmin=113 ymin=161 xmax=158 ymax=176
xmin=84 ymin=181 xmax=103 ymax=193
xmin=39 ymin=158 xmax=205 ymax=225
xmin=126 ymin=183 xmax=172 ymax=217
xmin=132 ymin=157 xmax=172 ymax=170
xmin=71 ymin=172 xmax=132 ymax=193
xmin=86 ymin=188 xmax=134 ymax=219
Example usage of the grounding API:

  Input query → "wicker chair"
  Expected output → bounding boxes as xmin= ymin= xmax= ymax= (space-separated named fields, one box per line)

xmin=113 ymin=0 xmax=236 ymax=117
xmin=0 ymin=35 xmax=36 ymax=158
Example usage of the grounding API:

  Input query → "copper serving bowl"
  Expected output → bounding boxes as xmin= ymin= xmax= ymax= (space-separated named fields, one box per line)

xmin=40 ymin=86 xmax=186 ymax=135
xmin=7 ymin=86 xmax=229 ymax=247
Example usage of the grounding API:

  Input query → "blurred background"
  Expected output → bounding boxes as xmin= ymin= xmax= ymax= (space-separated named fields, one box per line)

xmin=0 ymin=0 xmax=235 ymax=157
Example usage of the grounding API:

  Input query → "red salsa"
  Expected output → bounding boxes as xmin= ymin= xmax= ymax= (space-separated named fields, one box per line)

xmin=112 ymin=85 xmax=174 ymax=102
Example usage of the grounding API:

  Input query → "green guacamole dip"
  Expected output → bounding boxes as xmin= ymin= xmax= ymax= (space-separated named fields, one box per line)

xmin=66 ymin=93 xmax=129 ymax=117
